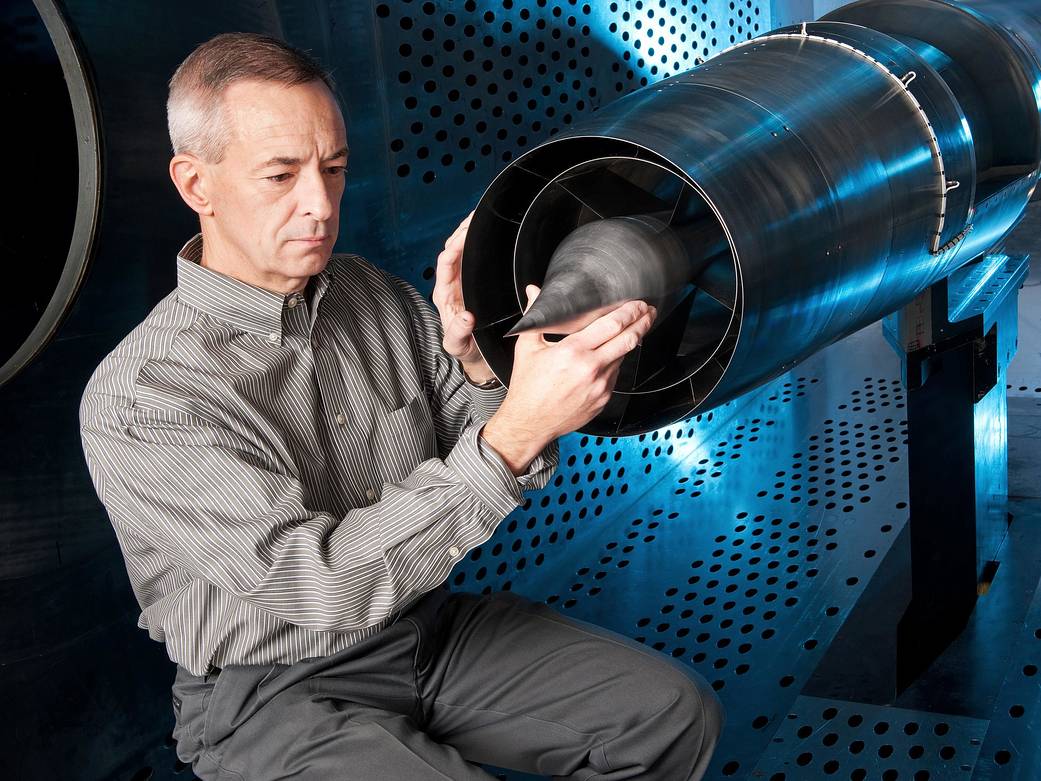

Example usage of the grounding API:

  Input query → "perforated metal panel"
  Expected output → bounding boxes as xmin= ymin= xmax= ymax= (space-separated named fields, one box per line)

xmin=973 ymin=577 xmax=1041 ymax=779
xmin=752 ymin=697 xmax=988 ymax=780
xmin=367 ymin=0 xmax=768 ymax=286
xmin=449 ymin=404 xmax=735 ymax=599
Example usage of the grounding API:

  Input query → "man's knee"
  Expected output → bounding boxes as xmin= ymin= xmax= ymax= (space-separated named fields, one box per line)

xmin=594 ymin=650 xmax=724 ymax=779
xmin=642 ymin=657 xmax=724 ymax=738
xmin=527 ymin=600 xmax=726 ymax=744
xmin=639 ymin=661 xmax=725 ymax=781
xmin=672 ymin=666 xmax=725 ymax=747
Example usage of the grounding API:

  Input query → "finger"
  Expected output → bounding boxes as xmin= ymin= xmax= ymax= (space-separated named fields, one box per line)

xmin=514 ymin=285 xmax=546 ymax=345
xmin=434 ymin=227 xmax=470 ymax=312
xmin=443 ymin=213 xmax=473 ymax=250
xmin=443 ymin=220 xmax=464 ymax=248
xmin=563 ymin=299 xmax=651 ymax=351
xmin=445 ymin=225 xmax=467 ymax=253
xmin=436 ymin=216 xmax=472 ymax=287
xmin=455 ymin=209 xmax=475 ymax=233
xmin=594 ymin=308 xmax=657 ymax=364
xmin=434 ymin=244 xmax=463 ymax=285
xmin=523 ymin=284 xmax=540 ymax=312
xmin=433 ymin=245 xmax=466 ymax=314
xmin=443 ymin=309 xmax=476 ymax=354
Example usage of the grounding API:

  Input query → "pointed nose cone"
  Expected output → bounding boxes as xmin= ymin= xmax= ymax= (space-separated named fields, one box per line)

xmin=506 ymin=214 xmax=694 ymax=336
xmin=505 ymin=282 xmax=580 ymax=336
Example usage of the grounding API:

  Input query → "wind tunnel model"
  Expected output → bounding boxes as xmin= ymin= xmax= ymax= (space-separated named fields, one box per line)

xmin=461 ymin=0 xmax=1041 ymax=437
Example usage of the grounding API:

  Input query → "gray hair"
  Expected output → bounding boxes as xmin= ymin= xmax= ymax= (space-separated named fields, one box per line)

xmin=167 ymin=32 xmax=337 ymax=163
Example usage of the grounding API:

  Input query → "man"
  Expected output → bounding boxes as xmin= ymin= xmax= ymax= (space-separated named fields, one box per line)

xmin=79 ymin=32 xmax=723 ymax=780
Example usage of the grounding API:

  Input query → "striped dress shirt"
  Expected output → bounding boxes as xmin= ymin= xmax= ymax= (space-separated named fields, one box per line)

xmin=79 ymin=233 xmax=559 ymax=676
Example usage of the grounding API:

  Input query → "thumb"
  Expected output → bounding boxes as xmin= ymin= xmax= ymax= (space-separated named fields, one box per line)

xmin=524 ymin=284 xmax=541 ymax=313
xmin=516 ymin=284 xmax=547 ymax=349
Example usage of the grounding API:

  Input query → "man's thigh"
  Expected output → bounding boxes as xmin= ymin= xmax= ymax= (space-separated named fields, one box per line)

xmin=181 ymin=674 xmax=498 ymax=781
xmin=419 ymin=590 xmax=725 ymax=780
xmin=172 ymin=588 xmax=491 ymax=781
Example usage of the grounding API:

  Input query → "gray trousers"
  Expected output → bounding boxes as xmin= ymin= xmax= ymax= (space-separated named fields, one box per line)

xmin=171 ymin=588 xmax=724 ymax=780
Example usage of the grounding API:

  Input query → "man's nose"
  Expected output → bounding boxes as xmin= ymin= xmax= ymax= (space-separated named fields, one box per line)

xmin=298 ymin=167 xmax=335 ymax=222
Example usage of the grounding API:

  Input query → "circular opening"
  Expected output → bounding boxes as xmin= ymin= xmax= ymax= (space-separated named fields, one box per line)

xmin=464 ymin=134 xmax=743 ymax=435
xmin=513 ymin=155 xmax=738 ymax=394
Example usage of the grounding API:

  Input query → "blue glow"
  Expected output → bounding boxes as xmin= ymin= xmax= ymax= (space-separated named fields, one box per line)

xmin=961 ymin=117 xmax=974 ymax=146
xmin=593 ymin=0 xmax=766 ymax=80
xmin=824 ymin=148 xmax=932 ymax=209
xmin=886 ymin=145 xmax=935 ymax=178
xmin=760 ymin=144 xmax=934 ymax=237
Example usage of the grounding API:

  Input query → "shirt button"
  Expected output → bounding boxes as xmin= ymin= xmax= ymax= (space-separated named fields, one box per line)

xmin=366 ymin=488 xmax=376 ymax=501
xmin=448 ymin=545 xmax=461 ymax=558
xmin=267 ymin=331 xmax=279 ymax=342
xmin=287 ymin=297 xmax=298 ymax=309
xmin=335 ymin=412 xmax=346 ymax=425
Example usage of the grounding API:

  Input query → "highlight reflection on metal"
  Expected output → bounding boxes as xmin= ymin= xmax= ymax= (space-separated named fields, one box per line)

xmin=462 ymin=0 xmax=1041 ymax=436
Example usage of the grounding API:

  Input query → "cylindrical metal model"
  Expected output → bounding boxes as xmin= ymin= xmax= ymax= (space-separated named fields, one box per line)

xmin=462 ymin=0 xmax=1041 ymax=436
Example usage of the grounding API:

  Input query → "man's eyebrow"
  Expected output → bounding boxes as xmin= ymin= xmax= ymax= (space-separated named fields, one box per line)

xmin=254 ymin=146 xmax=350 ymax=171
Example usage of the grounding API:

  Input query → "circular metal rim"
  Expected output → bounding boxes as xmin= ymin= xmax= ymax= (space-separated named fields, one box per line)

xmin=467 ymin=133 xmax=745 ymax=421
xmin=511 ymin=153 xmax=740 ymax=396
xmin=0 ymin=0 xmax=104 ymax=388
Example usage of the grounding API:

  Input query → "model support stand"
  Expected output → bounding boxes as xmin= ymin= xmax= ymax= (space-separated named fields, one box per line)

xmin=884 ymin=252 xmax=1028 ymax=691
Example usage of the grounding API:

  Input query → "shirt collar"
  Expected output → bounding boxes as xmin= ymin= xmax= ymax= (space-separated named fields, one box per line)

xmin=175 ymin=232 xmax=334 ymax=343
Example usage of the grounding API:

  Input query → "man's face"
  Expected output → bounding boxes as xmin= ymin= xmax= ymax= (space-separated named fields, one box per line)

xmin=205 ymin=78 xmax=348 ymax=291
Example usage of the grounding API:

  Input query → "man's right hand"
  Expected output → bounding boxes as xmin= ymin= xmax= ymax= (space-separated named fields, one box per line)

xmin=480 ymin=284 xmax=657 ymax=475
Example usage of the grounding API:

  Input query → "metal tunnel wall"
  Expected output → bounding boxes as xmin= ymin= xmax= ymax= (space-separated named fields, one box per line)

xmin=1 ymin=1 xmax=775 ymax=779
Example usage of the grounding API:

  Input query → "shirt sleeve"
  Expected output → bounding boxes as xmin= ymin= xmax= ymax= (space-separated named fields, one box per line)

xmin=386 ymin=272 xmax=559 ymax=499
xmin=80 ymin=390 xmax=554 ymax=634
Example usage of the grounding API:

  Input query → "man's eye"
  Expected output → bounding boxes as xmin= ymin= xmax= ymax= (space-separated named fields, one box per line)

xmin=326 ymin=165 xmax=348 ymax=176
xmin=268 ymin=173 xmax=292 ymax=183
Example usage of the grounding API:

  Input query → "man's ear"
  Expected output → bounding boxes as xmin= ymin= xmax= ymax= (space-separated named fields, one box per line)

xmin=169 ymin=153 xmax=214 ymax=217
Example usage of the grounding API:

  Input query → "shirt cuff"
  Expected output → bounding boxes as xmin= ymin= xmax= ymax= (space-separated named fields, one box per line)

xmin=515 ymin=436 xmax=560 ymax=493
xmin=462 ymin=374 xmax=508 ymax=421
xmin=444 ymin=422 xmax=559 ymax=519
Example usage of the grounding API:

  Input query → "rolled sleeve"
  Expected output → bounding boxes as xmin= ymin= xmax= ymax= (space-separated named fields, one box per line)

xmin=443 ymin=420 xmax=560 ymax=518
xmin=462 ymin=375 xmax=508 ymax=421
xmin=515 ymin=436 xmax=559 ymax=493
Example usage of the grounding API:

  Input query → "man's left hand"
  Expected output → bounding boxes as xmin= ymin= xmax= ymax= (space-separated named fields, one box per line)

xmin=432 ymin=209 xmax=496 ymax=384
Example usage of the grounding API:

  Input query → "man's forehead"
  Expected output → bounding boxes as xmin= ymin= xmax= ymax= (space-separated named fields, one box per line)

xmin=237 ymin=119 xmax=347 ymax=151
xmin=222 ymin=80 xmax=346 ymax=151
